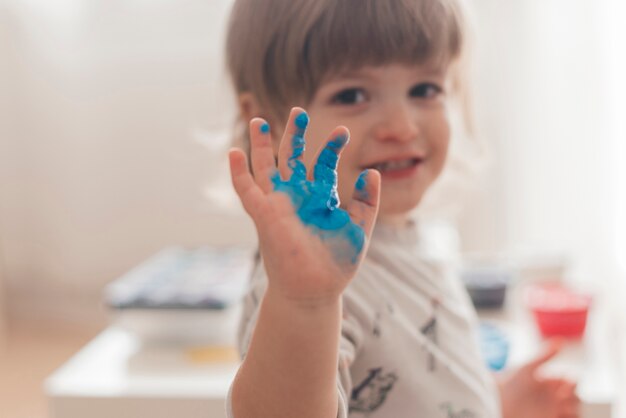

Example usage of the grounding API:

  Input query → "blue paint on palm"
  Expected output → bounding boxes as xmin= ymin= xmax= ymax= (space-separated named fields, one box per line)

xmin=271 ymin=111 xmax=366 ymax=263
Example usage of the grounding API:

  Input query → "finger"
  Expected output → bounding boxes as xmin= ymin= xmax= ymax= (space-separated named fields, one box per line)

xmin=539 ymin=379 xmax=579 ymax=418
xmin=347 ymin=169 xmax=381 ymax=238
xmin=557 ymin=381 xmax=579 ymax=401
xmin=560 ymin=395 xmax=580 ymax=409
xmin=249 ymin=117 xmax=276 ymax=193
xmin=524 ymin=339 xmax=563 ymax=372
xmin=277 ymin=107 xmax=308 ymax=182
xmin=540 ymin=377 xmax=575 ymax=390
xmin=308 ymin=126 xmax=350 ymax=208
xmin=229 ymin=148 xmax=266 ymax=218
xmin=557 ymin=400 xmax=580 ymax=418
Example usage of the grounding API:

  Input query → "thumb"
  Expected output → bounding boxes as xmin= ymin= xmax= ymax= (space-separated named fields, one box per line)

xmin=347 ymin=169 xmax=381 ymax=239
xmin=523 ymin=339 xmax=563 ymax=373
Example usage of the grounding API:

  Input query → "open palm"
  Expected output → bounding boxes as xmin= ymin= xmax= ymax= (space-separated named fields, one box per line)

xmin=229 ymin=107 xmax=380 ymax=305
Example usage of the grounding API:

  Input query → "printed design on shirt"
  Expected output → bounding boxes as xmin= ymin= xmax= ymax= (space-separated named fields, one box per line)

xmin=439 ymin=401 xmax=477 ymax=418
xmin=372 ymin=300 xmax=395 ymax=338
xmin=420 ymin=298 xmax=440 ymax=372
xmin=372 ymin=311 xmax=381 ymax=338
xmin=349 ymin=367 xmax=398 ymax=414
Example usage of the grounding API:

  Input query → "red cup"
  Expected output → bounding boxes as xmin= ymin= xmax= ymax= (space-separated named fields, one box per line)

xmin=524 ymin=282 xmax=592 ymax=338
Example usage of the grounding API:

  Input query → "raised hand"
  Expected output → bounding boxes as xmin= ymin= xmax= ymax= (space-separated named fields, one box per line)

xmin=498 ymin=341 xmax=580 ymax=418
xmin=229 ymin=107 xmax=381 ymax=306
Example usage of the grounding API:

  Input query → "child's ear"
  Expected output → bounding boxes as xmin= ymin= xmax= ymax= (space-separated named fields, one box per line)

xmin=238 ymin=92 xmax=262 ymax=122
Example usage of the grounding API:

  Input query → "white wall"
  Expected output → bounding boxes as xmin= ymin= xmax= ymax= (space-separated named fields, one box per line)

xmin=1 ymin=0 xmax=14 ymax=336
xmin=0 ymin=0 xmax=253 ymax=324
xmin=602 ymin=0 xmax=626 ymax=275
xmin=459 ymin=0 xmax=623 ymax=287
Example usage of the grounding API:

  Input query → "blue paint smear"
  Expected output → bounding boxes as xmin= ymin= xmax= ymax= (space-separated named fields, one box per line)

xmin=271 ymin=111 xmax=365 ymax=264
xmin=260 ymin=122 xmax=270 ymax=134
xmin=355 ymin=170 xmax=368 ymax=197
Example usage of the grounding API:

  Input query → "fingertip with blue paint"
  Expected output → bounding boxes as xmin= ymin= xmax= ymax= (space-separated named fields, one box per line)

xmin=295 ymin=111 xmax=309 ymax=130
xmin=354 ymin=170 xmax=370 ymax=201
xmin=356 ymin=170 xmax=368 ymax=191
xmin=290 ymin=111 xmax=308 ymax=162
xmin=260 ymin=122 xmax=270 ymax=134
xmin=327 ymin=134 xmax=349 ymax=151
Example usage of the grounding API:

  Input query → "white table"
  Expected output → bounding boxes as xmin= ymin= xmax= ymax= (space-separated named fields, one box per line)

xmin=46 ymin=290 xmax=619 ymax=418
xmin=45 ymin=326 xmax=239 ymax=418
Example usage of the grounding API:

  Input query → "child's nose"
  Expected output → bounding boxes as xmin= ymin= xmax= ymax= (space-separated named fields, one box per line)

xmin=373 ymin=102 xmax=420 ymax=143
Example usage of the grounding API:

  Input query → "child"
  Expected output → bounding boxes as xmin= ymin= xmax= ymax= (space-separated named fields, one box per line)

xmin=225 ymin=0 xmax=579 ymax=417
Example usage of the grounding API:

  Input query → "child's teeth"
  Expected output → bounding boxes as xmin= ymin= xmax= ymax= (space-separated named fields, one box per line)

xmin=375 ymin=163 xmax=388 ymax=171
xmin=376 ymin=159 xmax=414 ymax=171
xmin=390 ymin=160 xmax=408 ymax=169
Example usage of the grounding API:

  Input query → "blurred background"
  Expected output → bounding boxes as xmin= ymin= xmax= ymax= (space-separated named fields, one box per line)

xmin=0 ymin=0 xmax=625 ymax=417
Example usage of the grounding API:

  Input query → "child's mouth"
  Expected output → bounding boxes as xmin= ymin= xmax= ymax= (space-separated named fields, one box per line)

xmin=368 ymin=158 xmax=423 ymax=179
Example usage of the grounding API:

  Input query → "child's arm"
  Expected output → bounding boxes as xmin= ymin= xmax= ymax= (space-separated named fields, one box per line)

xmin=228 ymin=107 xmax=380 ymax=418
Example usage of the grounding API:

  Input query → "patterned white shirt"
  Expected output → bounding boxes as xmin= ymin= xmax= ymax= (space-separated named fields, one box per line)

xmin=227 ymin=221 xmax=501 ymax=418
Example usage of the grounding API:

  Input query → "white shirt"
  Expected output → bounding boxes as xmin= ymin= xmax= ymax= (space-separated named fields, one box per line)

xmin=227 ymin=221 xmax=501 ymax=418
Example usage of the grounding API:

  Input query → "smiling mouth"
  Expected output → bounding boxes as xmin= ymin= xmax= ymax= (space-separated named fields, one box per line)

xmin=369 ymin=158 xmax=422 ymax=173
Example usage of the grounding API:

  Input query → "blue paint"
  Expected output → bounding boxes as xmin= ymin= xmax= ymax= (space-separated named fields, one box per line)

xmin=260 ymin=122 xmax=270 ymax=134
xmin=312 ymin=135 xmax=347 ymax=210
xmin=355 ymin=170 xmax=368 ymax=196
xmin=271 ymin=112 xmax=365 ymax=264
xmin=290 ymin=112 xmax=308 ymax=161
xmin=295 ymin=112 xmax=309 ymax=129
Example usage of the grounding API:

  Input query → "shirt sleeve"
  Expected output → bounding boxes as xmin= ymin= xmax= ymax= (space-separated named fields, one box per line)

xmin=225 ymin=259 xmax=366 ymax=418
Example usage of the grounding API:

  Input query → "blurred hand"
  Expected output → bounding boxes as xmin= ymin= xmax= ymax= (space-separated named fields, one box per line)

xmin=498 ymin=341 xmax=580 ymax=418
xmin=229 ymin=107 xmax=380 ymax=307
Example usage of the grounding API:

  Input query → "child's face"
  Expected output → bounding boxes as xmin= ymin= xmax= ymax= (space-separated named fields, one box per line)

xmin=274 ymin=63 xmax=451 ymax=223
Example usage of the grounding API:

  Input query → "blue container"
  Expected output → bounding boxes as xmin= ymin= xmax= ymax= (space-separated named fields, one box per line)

xmin=479 ymin=322 xmax=510 ymax=371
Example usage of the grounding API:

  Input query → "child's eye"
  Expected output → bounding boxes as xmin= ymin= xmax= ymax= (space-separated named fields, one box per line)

xmin=331 ymin=88 xmax=368 ymax=105
xmin=409 ymin=83 xmax=442 ymax=99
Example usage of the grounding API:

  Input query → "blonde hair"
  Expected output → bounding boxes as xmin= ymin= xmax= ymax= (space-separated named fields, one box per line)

xmin=226 ymin=0 xmax=470 ymax=148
